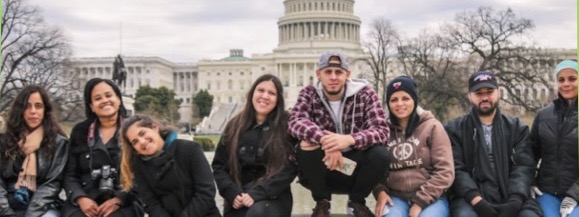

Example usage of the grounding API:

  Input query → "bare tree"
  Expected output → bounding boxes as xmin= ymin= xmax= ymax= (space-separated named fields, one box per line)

xmin=363 ymin=17 xmax=400 ymax=105
xmin=1 ymin=0 xmax=78 ymax=119
xmin=442 ymin=6 xmax=551 ymax=112
xmin=397 ymin=30 xmax=471 ymax=121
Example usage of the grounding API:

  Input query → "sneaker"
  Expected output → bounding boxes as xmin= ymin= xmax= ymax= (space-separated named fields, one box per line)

xmin=346 ymin=201 xmax=374 ymax=217
xmin=311 ymin=199 xmax=331 ymax=217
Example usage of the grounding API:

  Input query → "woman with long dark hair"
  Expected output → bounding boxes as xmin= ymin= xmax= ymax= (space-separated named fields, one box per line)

xmin=118 ymin=115 xmax=221 ymax=217
xmin=61 ymin=78 xmax=142 ymax=217
xmin=211 ymin=74 xmax=297 ymax=217
xmin=0 ymin=85 xmax=69 ymax=217
xmin=373 ymin=76 xmax=454 ymax=217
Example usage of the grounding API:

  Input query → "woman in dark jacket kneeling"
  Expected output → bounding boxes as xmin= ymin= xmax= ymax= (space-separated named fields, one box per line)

xmin=119 ymin=115 xmax=221 ymax=217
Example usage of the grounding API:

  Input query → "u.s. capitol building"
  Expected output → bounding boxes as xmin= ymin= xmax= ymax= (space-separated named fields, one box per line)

xmin=62 ymin=0 xmax=575 ymax=133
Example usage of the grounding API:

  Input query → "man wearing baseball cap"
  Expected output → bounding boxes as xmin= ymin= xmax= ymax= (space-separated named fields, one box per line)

xmin=289 ymin=51 xmax=389 ymax=217
xmin=445 ymin=71 xmax=541 ymax=217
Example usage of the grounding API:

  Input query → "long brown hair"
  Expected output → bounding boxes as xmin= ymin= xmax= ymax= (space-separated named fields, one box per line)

xmin=119 ymin=115 xmax=174 ymax=191
xmin=221 ymin=74 xmax=292 ymax=186
xmin=1 ymin=85 xmax=66 ymax=173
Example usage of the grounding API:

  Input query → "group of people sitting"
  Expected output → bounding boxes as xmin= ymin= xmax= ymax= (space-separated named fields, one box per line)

xmin=0 ymin=51 xmax=576 ymax=217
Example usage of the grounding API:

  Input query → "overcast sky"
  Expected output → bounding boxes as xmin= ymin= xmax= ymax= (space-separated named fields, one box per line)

xmin=28 ymin=0 xmax=577 ymax=62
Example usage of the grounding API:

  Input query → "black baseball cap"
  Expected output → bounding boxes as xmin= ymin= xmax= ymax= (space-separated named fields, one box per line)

xmin=468 ymin=71 xmax=498 ymax=92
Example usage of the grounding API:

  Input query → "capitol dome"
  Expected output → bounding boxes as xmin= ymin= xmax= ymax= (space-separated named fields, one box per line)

xmin=275 ymin=0 xmax=362 ymax=53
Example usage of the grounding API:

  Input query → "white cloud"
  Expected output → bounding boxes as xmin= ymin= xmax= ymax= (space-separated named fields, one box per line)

xmin=28 ymin=0 xmax=576 ymax=62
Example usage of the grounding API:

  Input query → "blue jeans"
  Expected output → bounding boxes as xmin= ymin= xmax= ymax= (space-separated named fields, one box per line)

xmin=451 ymin=197 xmax=540 ymax=217
xmin=537 ymin=193 xmax=579 ymax=217
xmin=382 ymin=195 xmax=448 ymax=217
xmin=41 ymin=209 xmax=60 ymax=217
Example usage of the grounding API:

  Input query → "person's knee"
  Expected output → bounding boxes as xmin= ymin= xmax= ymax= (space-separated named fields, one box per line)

xmin=299 ymin=140 xmax=321 ymax=151
xmin=40 ymin=210 xmax=60 ymax=217
xmin=420 ymin=198 xmax=449 ymax=217
xmin=245 ymin=201 xmax=289 ymax=217
xmin=383 ymin=205 xmax=407 ymax=217
xmin=366 ymin=145 xmax=389 ymax=166
xmin=519 ymin=209 xmax=540 ymax=217
xmin=450 ymin=199 xmax=476 ymax=217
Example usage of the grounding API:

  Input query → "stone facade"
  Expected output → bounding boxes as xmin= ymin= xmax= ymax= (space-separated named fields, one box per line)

xmin=62 ymin=0 xmax=577 ymax=127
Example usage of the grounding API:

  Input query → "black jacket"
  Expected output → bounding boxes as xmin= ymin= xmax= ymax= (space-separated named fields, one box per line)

xmin=531 ymin=98 xmax=578 ymax=201
xmin=0 ymin=134 xmax=69 ymax=217
xmin=212 ymin=119 xmax=297 ymax=210
xmin=132 ymin=139 xmax=221 ymax=217
xmin=445 ymin=108 xmax=535 ymax=204
xmin=63 ymin=119 xmax=128 ymax=207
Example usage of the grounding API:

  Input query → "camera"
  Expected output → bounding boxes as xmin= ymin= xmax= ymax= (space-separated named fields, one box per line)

xmin=14 ymin=186 xmax=31 ymax=205
xmin=91 ymin=165 xmax=117 ymax=203
xmin=91 ymin=165 xmax=117 ymax=191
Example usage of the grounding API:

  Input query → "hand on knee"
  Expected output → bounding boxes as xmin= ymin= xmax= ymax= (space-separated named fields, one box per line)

xmin=300 ymin=140 xmax=320 ymax=151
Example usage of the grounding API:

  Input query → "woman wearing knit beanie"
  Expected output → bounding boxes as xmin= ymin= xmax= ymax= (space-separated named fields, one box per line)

xmin=372 ymin=76 xmax=455 ymax=217
xmin=530 ymin=60 xmax=578 ymax=217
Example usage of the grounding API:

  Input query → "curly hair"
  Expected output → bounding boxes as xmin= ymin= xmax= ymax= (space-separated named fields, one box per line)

xmin=1 ymin=85 xmax=66 ymax=172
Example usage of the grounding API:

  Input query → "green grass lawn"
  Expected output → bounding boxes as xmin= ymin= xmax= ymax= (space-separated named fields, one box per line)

xmin=194 ymin=134 xmax=221 ymax=145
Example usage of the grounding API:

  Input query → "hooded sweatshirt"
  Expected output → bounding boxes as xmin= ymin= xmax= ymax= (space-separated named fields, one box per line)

xmin=289 ymin=78 xmax=389 ymax=150
xmin=376 ymin=108 xmax=454 ymax=208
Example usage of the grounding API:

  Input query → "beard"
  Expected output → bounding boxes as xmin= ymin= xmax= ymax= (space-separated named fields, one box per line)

xmin=473 ymin=101 xmax=498 ymax=117
xmin=323 ymin=86 xmax=344 ymax=96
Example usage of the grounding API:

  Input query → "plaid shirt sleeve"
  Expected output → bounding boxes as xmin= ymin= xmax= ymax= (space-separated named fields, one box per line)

xmin=350 ymin=87 xmax=389 ymax=150
xmin=288 ymin=86 xmax=325 ymax=145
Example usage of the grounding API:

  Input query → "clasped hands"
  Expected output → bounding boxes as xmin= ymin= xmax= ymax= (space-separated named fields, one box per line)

xmin=301 ymin=130 xmax=354 ymax=171
xmin=77 ymin=197 xmax=122 ymax=217
xmin=232 ymin=193 xmax=254 ymax=209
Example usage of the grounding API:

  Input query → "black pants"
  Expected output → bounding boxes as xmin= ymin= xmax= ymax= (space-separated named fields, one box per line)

xmin=61 ymin=201 xmax=143 ymax=217
xmin=223 ymin=189 xmax=293 ymax=217
xmin=296 ymin=145 xmax=389 ymax=204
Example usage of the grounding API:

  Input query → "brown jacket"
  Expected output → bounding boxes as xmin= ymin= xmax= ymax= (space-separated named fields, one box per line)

xmin=375 ymin=108 xmax=454 ymax=208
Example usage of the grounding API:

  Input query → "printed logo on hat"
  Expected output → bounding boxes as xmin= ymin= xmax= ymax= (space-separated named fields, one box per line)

xmin=393 ymin=82 xmax=401 ymax=89
xmin=474 ymin=74 xmax=493 ymax=81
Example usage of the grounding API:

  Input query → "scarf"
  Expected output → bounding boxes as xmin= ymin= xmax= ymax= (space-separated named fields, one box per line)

xmin=14 ymin=126 xmax=43 ymax=192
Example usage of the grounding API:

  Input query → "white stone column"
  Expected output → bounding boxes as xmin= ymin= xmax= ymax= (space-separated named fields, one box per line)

xmin=348 ymin=24 xmax=351 ymax=41
xmin=290 ymin=63 xmax=295 ymax=86
xmin=281 ymin=26 xmax=285 ymax=42
xmin=333 ymin=23 xmax=337 ymax=40
xmin=339 ymin=23 xmax=344 ymax=40
xmin=324 ymin=22 xmax=330 ymax=40
xmin=292 ymin=23 xmax=298 ymax=41
xmin=284 ymin=25 xmax=288 ymax=41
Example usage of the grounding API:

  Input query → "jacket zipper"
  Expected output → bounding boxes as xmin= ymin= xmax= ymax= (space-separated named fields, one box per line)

xmin=554 ymin=107 xmax=569 ymax=195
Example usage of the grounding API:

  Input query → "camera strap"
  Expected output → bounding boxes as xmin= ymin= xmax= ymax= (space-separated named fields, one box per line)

xmin=87 ymin=120 xmax=119 ymax=171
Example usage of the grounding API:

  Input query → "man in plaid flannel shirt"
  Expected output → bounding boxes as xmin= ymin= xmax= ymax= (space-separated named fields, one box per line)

xmin=289 ymin=51 xmax=390 ymax=217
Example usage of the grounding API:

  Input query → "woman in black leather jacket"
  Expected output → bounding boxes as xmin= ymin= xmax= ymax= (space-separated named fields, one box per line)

xmin=61 ymin=78 xmax=142 ymax=217
xmin=0 ymin=85 xmax=69 ymax=217
xmin=211 ymin=74 xmax=297 ymax=217
xmin=530 ymin=60 xmax=578 ymax=217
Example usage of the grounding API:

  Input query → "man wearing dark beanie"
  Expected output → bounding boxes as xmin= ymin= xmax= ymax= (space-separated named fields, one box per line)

xmin=444 ymin=71 xmax=541 ymax=217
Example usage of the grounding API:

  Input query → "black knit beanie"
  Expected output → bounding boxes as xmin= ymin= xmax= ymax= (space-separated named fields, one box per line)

xmin=385 ymin=76 xmax=419 ymax=139
xmin=386 ymin=76 xmax=418 ymax=105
